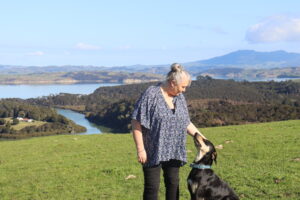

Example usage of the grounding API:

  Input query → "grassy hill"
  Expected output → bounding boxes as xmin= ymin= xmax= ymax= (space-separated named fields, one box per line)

xmin=0 ymin=120 xmax=299 ymax=199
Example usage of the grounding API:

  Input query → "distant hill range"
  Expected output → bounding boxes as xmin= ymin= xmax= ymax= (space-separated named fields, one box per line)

xmin=0 ymin=71 xmax=164 ymax=85
xmin=187 ymin=50 xmax=300 ymax=66
xmin=1 ymin=50 xmax=300 ymax=81
xmin=184 ymin=50 xmax=300 ymax=80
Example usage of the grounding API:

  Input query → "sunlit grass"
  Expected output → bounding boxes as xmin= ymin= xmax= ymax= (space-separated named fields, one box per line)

xmin=0 ymin=120 xmax=299 ymax=199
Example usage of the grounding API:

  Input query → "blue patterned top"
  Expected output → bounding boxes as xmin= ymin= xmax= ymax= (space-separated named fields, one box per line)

xmin=132 ymin=84 xmax=190 ymax=167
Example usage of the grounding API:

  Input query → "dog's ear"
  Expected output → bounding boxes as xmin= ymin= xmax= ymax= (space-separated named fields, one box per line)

xmin=193 ymin=132 xmax=201 ymax=146
xmin=212 ymin=151 xmax=217 ymax=164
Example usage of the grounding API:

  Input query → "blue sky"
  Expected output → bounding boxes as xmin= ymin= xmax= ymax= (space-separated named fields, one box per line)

xmin=1 ymin=0 xmax=300 ymax=66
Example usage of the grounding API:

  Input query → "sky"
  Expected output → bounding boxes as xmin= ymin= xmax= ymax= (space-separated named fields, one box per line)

xmin=1 ymin=0 xmax=300 ymax=67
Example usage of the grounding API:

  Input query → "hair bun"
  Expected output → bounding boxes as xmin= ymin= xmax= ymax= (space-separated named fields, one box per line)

xmin=166 ymin=63 xmax=191 ymax=84
xmin=170 ymin=63 xmax=183 ymax=72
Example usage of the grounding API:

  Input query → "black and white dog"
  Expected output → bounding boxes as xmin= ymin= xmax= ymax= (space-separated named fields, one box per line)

xmin=187 ymin=133 xmax=239 ymax=200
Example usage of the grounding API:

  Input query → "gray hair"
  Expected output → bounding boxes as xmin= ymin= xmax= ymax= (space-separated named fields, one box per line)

xmin=166 ymin=63 xmax=191 ymax=85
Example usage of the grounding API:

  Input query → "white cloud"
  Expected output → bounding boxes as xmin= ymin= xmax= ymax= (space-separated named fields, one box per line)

xmin=246 ymin=15 xmax=300 ymax=43
xmin=27 ymin=51 xmax=45 ymax=56
xmin=75 ymin=42 xmax=101 ymax=50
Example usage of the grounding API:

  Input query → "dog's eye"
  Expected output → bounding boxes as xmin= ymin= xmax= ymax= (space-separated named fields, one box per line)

xmin=195 ymin=141 xmax=201 ymax=147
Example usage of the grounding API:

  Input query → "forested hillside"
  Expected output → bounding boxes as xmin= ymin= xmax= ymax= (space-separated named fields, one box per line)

xmin=0 ymin=99 xmax=86 ymax=138
xmin=28 ymin=77 xmax=300 ymax=132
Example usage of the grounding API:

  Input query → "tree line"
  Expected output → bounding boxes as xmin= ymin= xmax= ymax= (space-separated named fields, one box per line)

xmin=28 ymin=76 xmax=300 ymax=133
xmin=0 ymin=99 xmax=86 ymax=139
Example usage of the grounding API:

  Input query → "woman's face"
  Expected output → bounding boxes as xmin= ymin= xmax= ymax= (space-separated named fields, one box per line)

xmin=170 ymin=75 xmax=190 ymax=96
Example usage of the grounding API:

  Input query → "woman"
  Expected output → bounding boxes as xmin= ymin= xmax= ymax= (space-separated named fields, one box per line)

xmin=131 ymin=63 xmax=206 ymax=200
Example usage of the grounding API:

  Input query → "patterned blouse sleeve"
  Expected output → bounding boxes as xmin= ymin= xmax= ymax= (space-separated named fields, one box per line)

xmin=131 ymin=87 xmax=154 ymax=129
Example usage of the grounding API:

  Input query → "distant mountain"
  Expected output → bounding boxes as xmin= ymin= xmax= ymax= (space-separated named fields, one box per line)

xmin=183 ymin=50 xmax=300 ymax=74
xmin=192 ymin=50 xmax=300 ymax=66
xmin=1 ymin=50 xmax=300 ymax=81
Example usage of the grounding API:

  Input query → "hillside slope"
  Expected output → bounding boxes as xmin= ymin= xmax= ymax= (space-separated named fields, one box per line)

xmin=0 ymin=120 xmax=299 ymax=199
xmin=28 ymin=78 xmax=300 ymax=133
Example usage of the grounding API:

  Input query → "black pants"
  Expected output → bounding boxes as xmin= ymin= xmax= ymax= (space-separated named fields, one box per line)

xmin=143 ymin=160 xmax=181 ymax=200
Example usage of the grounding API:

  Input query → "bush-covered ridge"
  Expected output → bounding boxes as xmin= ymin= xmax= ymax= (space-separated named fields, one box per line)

xmin=28 ymin=77 xmax=300 ymax=132
xmin=0 ymin=99 xmax=86 ymax=138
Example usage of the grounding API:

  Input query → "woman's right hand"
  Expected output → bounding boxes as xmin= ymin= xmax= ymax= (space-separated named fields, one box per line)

xmin=137 ymin=150 xmax=147 ymax=164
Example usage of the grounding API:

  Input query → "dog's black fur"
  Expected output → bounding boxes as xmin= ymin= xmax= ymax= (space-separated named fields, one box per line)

xmin=187 ymin=133 xmax=239 ymax=200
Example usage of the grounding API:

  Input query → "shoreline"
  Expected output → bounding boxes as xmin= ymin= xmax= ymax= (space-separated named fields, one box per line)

xmin=0 ymin=79 xmax=161 ymax=85
xmin=0 ymin=80 xmax=119 ymax=85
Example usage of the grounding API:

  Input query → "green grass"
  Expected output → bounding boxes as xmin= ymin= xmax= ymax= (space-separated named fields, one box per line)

xmin=0 ymin=120 xmax=299 ymax=199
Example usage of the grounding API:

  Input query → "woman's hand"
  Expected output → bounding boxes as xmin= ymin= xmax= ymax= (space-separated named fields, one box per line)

xmin=187 ymin=122 xmax=207 ymax=139
xmin=132 ymin=119 xmax=147 ymax=164
xmin=137 ymin=149 xmax=147 ymax=164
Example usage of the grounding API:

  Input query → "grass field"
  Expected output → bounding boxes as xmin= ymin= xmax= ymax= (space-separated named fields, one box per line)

xmin=0 ymin=120 xmax=299 ymax=199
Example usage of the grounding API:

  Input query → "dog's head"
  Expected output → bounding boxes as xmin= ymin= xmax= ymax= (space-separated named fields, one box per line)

xmin=193 ymin=133 xmax=217 ymax=165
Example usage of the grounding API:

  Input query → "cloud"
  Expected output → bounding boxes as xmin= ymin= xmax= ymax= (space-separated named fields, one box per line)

xmin=27 ymin=51 xmax=45 ymax=56
xmin=75 ymin=42 xmax=101 ymax=50
xmin=246 ymin=15 xmax=300 ymax=43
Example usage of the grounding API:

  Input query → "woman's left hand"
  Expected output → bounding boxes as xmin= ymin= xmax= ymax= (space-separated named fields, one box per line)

xmin=137 ymin=149 xmax=147 ymax=164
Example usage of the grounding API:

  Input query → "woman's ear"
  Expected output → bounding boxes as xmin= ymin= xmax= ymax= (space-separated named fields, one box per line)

xmin=170 ymin=80 xmax=177 ymax=88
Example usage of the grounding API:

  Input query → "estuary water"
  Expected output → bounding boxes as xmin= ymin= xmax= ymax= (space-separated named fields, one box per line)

xmin=0 ymin=83 xmax=119 ymax=99
xmin=56 ymin=108 xmax=106 ymax=134
xmin=0 ymin=83 xmax=120 ymax=134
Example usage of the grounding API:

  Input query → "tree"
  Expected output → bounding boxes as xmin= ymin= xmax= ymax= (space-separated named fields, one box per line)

xmin=5 ymin=122 xmax=11 ymax=128
xmin=0 ymin=119 xmax=5 ymax=125
xmin=12 ymin=118 xmax=19 ymax=125
xmin=18 ymin=111 xmax=26 ymax=118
